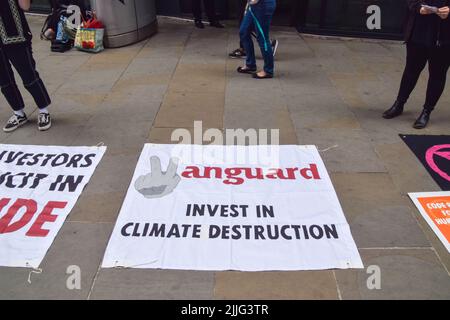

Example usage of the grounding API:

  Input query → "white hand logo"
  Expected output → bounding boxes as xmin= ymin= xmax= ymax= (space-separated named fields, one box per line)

xmin=134 ymin=156 xmax=181 ymax=199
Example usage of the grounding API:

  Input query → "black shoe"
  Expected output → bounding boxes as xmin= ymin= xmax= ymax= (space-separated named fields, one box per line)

xmin=271 ymin=39 xmax=279 ymax=57
xmin=3 ymin=113 xmax=28 ymax=133
xmin=237 ymin=66 xmax=257 ymax=74
xmin=194 ymin=20 xmax=205 ymax=29
xmin=382 ymin=100 xmax=405 ymax=119
xmin=209 ymin=21 xmax=225 ymax=28
xmin=38 ymin=113 xmax=52 ymax=131
xmin=229 ymin=48 xmax=246 ymax=59
xmin=413 ymin=108 xmax=432 ymax=129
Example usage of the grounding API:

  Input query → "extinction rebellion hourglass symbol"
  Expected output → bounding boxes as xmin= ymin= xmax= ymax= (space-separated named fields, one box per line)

xmin=426 ymin=144 xmax=450 ymax=183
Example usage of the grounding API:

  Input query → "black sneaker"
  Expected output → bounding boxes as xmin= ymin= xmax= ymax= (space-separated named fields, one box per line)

xmin=194 ymin=20 xmax=205 ymax=29
xmin=38 ymin=113 xmax=52 ymax=131
xmin=3 ymin=114 xmax=28 ymax=132
xmin=229 ymin=48 xmax=246 ymax=59
xmin=272 ymin=39 xmax=279 ymax=57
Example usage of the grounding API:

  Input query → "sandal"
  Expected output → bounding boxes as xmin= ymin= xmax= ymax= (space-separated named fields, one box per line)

xmin=252 ymin=72 xmax=274 ymax=79
xmin=237 ymin=66 xmax=257 ymax=74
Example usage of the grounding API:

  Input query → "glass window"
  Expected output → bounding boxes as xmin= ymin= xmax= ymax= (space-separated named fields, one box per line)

xmin=297 ymin=0 xmax=407 ymax=39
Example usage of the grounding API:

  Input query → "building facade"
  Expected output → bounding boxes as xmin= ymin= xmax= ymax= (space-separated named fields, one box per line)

xmin=31 ymin=0 xmax=408 ymax=40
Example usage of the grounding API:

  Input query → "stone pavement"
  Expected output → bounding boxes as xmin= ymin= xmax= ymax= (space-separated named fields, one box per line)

xmin=0 ymin=16 xmax=449 ymax=300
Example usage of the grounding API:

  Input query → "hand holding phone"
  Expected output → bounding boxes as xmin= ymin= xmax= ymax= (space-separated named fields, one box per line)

xmin=421 ymin=5 xmax=439 ymax=14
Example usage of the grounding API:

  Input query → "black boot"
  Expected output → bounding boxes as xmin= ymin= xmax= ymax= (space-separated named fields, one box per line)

xmin=382 ymin=100 xmax=405 ymax=119
xmin=413 ymin=108 xmax=433 ymax=129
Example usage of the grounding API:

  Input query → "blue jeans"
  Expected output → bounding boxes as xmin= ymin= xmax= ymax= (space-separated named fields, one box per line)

xmin=239 ymin=0 xmax=276 ymax=75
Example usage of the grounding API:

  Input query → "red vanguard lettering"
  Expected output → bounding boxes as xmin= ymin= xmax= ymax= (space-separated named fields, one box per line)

xmin=0 ymin=199 xmax=68 ymax=237
xmin=181 ymin=164 xmax=321 ymax=185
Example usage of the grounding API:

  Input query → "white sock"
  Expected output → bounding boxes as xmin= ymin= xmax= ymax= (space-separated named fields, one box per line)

xmin=14 ymin=109 xmax=25 ymax=117
xmin=39 ymin=107 xmax=49 ymax=114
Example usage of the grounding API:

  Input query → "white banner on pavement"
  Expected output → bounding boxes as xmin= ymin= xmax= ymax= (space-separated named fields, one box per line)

xmin=0 ymin=144 xmax=106 ymax=268
xmin=102 ymin=144 xmax=363 ymax=271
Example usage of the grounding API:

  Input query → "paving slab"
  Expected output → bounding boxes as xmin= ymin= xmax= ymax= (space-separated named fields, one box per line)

xmin=90 ymin=269 xmax=215 ymax=300
xmin=0 ymin=222 xmax=112 ymax=300
xmin=154 ymin=91 xmax=224 ymax=128
xmin=214 ymin=271 xmax=338 ymax=300
xmin=374 ymin=142 xmax=441 ymax=194
xmin=332 ymin=173 xmax=430 ymax=248
xmin=295 ymin=128 xmax=387 ymax=173
xmin=335 ymin=249 xmax=450 ymax=300
xmin=169 ymin=63 xmax=227 ymax=94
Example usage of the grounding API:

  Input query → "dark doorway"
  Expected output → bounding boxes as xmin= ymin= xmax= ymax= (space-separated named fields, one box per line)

xmin=272 ymin=0 xmax=301 ymax=26
xmin=156 ymin=0 xmax=299 ymax=26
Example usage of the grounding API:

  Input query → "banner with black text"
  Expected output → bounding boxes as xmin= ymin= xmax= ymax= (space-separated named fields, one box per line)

xmin=102 ymin=144 xmax=363 ymax=271
xmin=0 ymin=144 xmax=106 ymax=268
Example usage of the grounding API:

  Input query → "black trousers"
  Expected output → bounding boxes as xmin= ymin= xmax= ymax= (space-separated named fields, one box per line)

xmin=397 ymin=43 xmax=450 ymax=110
xmin=0 ymin=44 xmax=51 ymax=112
xmin=192 ymin=0 xmax=217 ymax=22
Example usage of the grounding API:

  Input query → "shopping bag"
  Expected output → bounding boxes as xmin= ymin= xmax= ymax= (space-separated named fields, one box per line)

xmin=74 ymin=27 xmax=105 ymax=53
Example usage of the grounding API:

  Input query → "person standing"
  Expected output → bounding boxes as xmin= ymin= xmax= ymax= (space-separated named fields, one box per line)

xmin=0 ymin=0 xmax=52 ymax=132
xmin=229 ymin=0 xmax=279 ymax=59
xmin=192 ymin=0 xmax=225 ymax=29
xmin=237 ymin=0 xmax=277 ymax=79
xmin=383 ymin=0 xmax=450 ymax=129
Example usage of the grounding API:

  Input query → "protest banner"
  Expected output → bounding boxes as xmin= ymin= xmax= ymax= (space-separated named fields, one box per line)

xmin=0 ymin=144 xmax=106 ymax=268
xmin=409 ymin=192 xmax=450 ymax=253
xmin=102 ymin=144 xmax=363 ymax=271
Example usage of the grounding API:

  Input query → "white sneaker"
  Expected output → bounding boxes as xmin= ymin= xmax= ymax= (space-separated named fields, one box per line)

xmin=38 ymin=113 xmax=52 ymax=131
xmin=3 ymin=114 xmax=28 ymax=133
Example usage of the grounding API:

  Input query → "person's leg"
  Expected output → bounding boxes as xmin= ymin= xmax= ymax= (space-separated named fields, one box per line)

xmin=192 ymin=0 xmax=203 ymax=21
xmin=8 ymin=46 xmax=51 ymax=111
xmin=0 ymin=47 xmax=26 ymax=113
xmin=204 ymin=0 xmax=224 ymax=28
xmin=229 ymin=0 xmax=249 ymax=58
xmin=0 ymin=47 xmax=29 ymax=132
xmin=239 ymin=8 xmax=257 ymax=70
xmin=424 ymin=47 xmax=450 ymax=109
xmin=249 ymin=2 xmax=276 ymax=76
xmin=414 ymin=46 xmax=450 ymax=129
xmin=383 ymin=42 xmax=428 ymax=119
xmin=204 ymin=0 xmax=216 ymax=22
xmin=397 ymin=43 xmax=428 ymax=104
xmin=7 ymin=45 xmax=52 ymax=131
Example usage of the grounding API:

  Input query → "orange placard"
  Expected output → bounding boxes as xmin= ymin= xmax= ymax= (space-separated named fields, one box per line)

xmin=418 ymin=196 xmax=450 ymax=243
